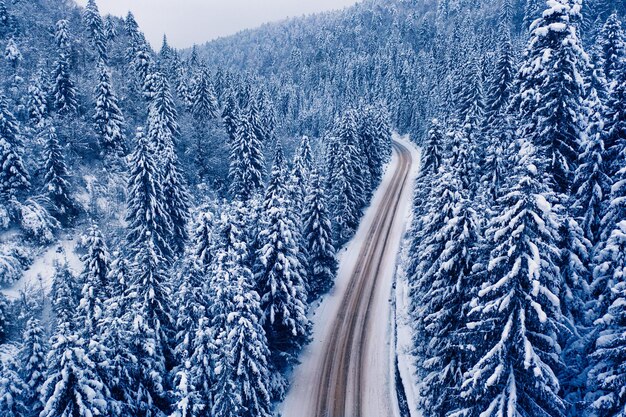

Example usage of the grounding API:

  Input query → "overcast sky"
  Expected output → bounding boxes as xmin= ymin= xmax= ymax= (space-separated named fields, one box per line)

xmin=75 ymin=0 xmax=360 ymax=49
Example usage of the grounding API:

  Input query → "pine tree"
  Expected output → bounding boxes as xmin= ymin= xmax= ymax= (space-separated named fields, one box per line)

xmin=42 ymin=125 xmax=77 ymax=223
xmin=222 ymin=90 xmax=239 ymax=144
xmin=94 ymin=62 xmax=125 ymax=154
xmin=18 ymin=318 xmax=47 ymax=417
xmin=147 ymin=72 xmax=180 ymax=153
xmin=0 ymin=359 xmax=28 ymax=417
xmin=0 ymin=135 xmax=29 ymax=200
xmin=573 ymin=84 xmax=611 ymax=247
xmin=125 ymin=127 xmax=172 ymax=263
xmin=603 ymin=60 xmax=626 ymax=178
xmin=454 ymin=142 xmax=565 ymax=417
xmin=191 ymin=68 xmax=219 ymax=122
xmin=303 ymin=170 xmax=337 ymax=301
xmin=412 ymin=166 xmax=480 ymax=417
xmin=54 ymin=19 xmax=70 ymax=52
xmin=77 ymin=224 xmax=110 ymax=335
xmin=50 ymin=260 xmax=79 ymax=330
xmin=597 ymin=13 xmax=626 ymax=89
xmin=162 ymin=141 xmax=191 ymax=257
xmin=52 ymin=55 xmax=78 ymax=116
xmin=84 ymin=0 xmax=107 ymax=61
xmin=39 ymin=324 xmax=108 ymax=417
xmin=27 ymin=70 xmax=49 ymax=128
xmin=422 ymin=118 xmax=445 ymax=178
xmin=587 ymin=219 xmax=626 ymax=416
xmin=4 ymin=37 xmax=21 ymax=68
xmin=212 ymin=274 xmax=272 ymax=417
xmin=514 ymin=0 xmax=589 ymax=192
xmin=255 ymin=146 xmax=310 ymax=381
xmin=229 ymin=113 xmax=265 ymax=201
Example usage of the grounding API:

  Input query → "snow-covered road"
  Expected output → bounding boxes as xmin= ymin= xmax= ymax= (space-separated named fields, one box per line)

xmin=281 ymin=134 xmax=419 ymax=417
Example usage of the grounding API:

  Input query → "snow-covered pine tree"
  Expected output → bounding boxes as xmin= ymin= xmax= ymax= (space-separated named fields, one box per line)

xmin=147 ymin=71 xmax=180 ymax=154
xmin=412 ymin=167 xmax=480 ymax=417
xmin=77 ymin=224 xmax=110 ymax=335
xmin=255 ymin=146 xmax=310 ymax=384
xmin=0 ymin=358 xmax=27 ymax=417
xmin=222 ymin=90 xmax=240 ymax=144
xmin=453 ymin=141 xmax=565 ymax=417
xmin=303 ymin=170 xmax=337 ymax=301
xmin=191 ymin=68 xmax=219 ymax=122
xmin=573 ymin=79 xmax=611 ymax=248
xmin=52 ymin=54 xmax=78 ymax=116
xmin=422 ymin=118 xmax=445 ymax=178
xmin=50 ymin=260 xmax=79 ymax=331
xmin=162 ymin=141 xmax=191 ymax=257
xmin=602 ymin=53 xmax=626 ymax=178
xmin=94 ymin=61 xmax=125 ymax=155
xmin=54 ymin=19 xmax=70 ymax=52
xmin=18 ymin=318 xmax=47 ymax=417
xmin=0 ymin=93 xmax=29 ymax=198
xmin=125 ymin=127 xmax=172 ymax=263
xmin=212 ymin=274 xmax=272 ymax=417
xmin=587 ymin=218 xmax=626 ymax=416
xmin=42 ymin=124 xmax=77 ymax=223
xmin=596 ymin=13 xmax=626 ymax=90
xmin=27 ymin=70 xmax=49 ymax=129
xmin=514 ymin=0 xmax=589 ymax=193
xmin=83 ymin=0 xmax=107 ymax=61
xmin=39 ymin=324 xmax=109 ymax=417
xmin=4 ymin=37 xmax=21 ymax=68
xmin=228 ymin=111 xmax=265 ymax=201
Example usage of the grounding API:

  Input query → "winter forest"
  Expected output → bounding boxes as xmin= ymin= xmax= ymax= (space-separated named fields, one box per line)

xmin=0 ymin=0 xmax=626 ymax=416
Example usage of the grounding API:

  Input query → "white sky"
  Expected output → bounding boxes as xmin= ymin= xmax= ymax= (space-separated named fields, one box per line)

xmin=75 ymin=0 xmax=360 ymax=49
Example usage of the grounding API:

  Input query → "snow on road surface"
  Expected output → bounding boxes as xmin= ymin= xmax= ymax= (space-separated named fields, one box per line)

xmin=281 ymin=134 xmax=420 ymax=417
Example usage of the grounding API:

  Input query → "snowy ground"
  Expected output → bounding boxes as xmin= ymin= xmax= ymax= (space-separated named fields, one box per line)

xmin=1 ymin=237 xmax=83 ymax=300
xmin=280 ymin=133 xmax=420 ymax=417
xmin=394 ymin=137 xmax=423 ymax=417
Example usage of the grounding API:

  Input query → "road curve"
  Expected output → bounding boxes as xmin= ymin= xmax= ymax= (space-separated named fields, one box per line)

xmin=283 ymin=139 xmax=414 ymax=417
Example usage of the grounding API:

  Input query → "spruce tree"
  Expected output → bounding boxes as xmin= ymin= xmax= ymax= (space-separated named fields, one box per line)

xmin=413 ymin=167 xmax=480 ymax=417
xmin=222 ymin=90 xmax=239 ymax=144
xmin=514 ymin=0 xmax=589 ymax=192
xmin=0 ymin=359 xmax=27 ymax=417
xmin=212 ymin=274 xmax=272 ymax=417
xmin=39 ymin=324 xmax=108 ymax=417
xmin=27 ymin=70 xmax=49 ymax=128
xmin=42 ymin=125 xmax=77 ymax=223
xmin=52 ymin=55 xmax=78 ymax=116
xmin=18 ymin=318 xmax=47 ymax=417
xmin=228 ymin=113 xmax=265 ymax=201
xmin=597 ymin=13 xmax=626 ymax=89
xmin=603 ymin=60 xmax=626 ymax=178
xmin=191 ymin=68 xmax=219 ymax=122
xmin=125 ymin=127 xmax=172 ymax=263
xmin=303 ymin=170 xmax=337 ymax=301
xmin=50 ymin=260 xmax=79 ymax=331
xmin=162 ymin=141 xmax=191 ymax=257
xmin=94 ymin=62 xmax=125 ymax=154
xmin=84 ymin=0 xmax=107 ymax=61
xmin=255 ymin=146 xmax=310 ymax=382
xmin=454 ymin=142 xmax=565 ymax=417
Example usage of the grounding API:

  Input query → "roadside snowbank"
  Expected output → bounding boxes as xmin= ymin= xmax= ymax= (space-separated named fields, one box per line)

xmin=394 ymin=135 xmax=423 ymax=417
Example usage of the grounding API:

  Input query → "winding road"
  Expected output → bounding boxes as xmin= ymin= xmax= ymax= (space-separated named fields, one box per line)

xmin=282 ymin=139 xmax=415 ymax=417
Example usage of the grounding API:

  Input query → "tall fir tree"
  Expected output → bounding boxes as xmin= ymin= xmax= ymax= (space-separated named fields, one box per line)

xmin=93 ymin=61 xmax=125 ymax=155
xmin=454 ymin=142 xmax=565 ymax=417
xmin=303 ymin=170 xmax=337 ymax=301
xmin=42 ymin=125 xmax=77 ymax=223
xmin=255 ymin=146 xmax=310 ymax=392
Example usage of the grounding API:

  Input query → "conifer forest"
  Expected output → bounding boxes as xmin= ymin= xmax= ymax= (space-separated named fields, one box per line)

xmin=1 ymin=0 xmax=626 ymax=416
